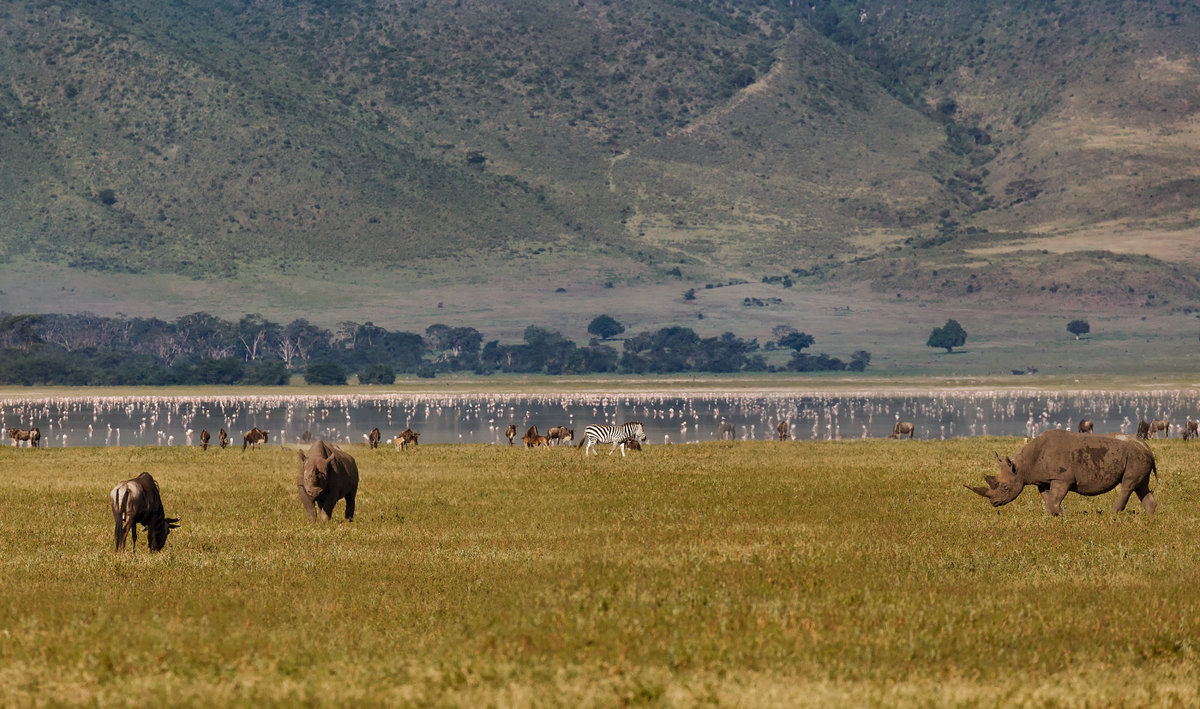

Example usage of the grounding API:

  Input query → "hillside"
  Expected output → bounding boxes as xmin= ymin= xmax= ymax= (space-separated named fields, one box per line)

xmin=2 ymin=0 xmax=1200 ymax=342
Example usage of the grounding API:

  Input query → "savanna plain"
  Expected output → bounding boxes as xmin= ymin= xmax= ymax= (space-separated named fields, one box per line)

xmin=3 ymin=438 xmax=1199 ymax=707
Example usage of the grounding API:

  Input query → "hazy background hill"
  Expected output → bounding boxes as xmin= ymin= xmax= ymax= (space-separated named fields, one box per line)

xmin=3 ymin=0 xmax=1200 ymax=375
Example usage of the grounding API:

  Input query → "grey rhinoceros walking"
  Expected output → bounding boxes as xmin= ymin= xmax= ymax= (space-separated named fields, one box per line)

xmin=966 ymin=429 xmax=1157 ymax=516
xmin=297 ymin=440 xmax=359 ymax=522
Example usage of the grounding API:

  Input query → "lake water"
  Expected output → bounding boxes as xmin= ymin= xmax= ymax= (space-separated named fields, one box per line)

xmin=2 ymin=390 xmax=1196 ymax=448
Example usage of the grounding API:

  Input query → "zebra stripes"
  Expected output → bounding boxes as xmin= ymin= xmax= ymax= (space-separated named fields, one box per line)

xmin=579 ymin=421 xmax=647 ymax=457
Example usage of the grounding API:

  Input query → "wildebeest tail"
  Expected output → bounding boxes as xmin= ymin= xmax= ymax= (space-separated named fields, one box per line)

xmin=113 ymin=486 xmax=128 ymax=550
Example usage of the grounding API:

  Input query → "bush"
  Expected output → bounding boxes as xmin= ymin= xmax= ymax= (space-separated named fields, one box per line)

xmin=359 ymin=363 xmax=396 ymax=385
xmin=305 ymin=362 xmax=347 ymax=385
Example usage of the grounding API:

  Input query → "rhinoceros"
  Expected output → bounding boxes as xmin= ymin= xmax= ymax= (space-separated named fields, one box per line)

xmin=297 ymin=440 xmax=359 ymax=522
xmin=966 ymin=429 xmax=1157 ymax=516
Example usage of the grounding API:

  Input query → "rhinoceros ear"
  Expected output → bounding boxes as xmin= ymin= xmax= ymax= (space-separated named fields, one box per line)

xmin=1003 ymin=456 xmax=1016 ymax=473
xmin=297 ymin=450 xmax=307 ymax=464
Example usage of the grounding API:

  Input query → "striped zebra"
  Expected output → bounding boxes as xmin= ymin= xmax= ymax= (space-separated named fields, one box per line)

xmin=579 ymin=421 xmax=647 ymax=457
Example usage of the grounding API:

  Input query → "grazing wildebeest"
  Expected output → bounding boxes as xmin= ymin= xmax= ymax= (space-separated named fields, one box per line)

xmin=890 ymin=421 xmax=915 ymax=439
xmin=1184 ymin=419 xmax=1199 ymax=442
xmin=296 ymin=440 xmax=359 ymax=522
xmin=718 ymin=421 xmax=735 ymax=440
xmin=368 ymin=427 xmax=381 ymax=449
xmin=529 ymin=435 xmax=549 ymax=448
xmin=1148 ymin=419 xmax=1170 ymax=439
xmin=505 ymin=424 xmax=517 ymax=446
xmin=200 ymin=429 xmax=211 ymax=451
xmin=242 ymin=427 xmax=268 ymax=451
xmin=965 ymin=429 xmax=1157 ymax=516
xmin=109 ymin=472 xmax=180 ymax=552
xmin=1136 ymin=420 xmax=1150 ymax=440
xmin=1078 ymin=419 xmax=1093 ymax=433
xmin=218 ymin=428 xmax=229 ymax=448
xmin=8 ymin=427 xmax=40 ymax=447
xmin=776 ymin=420 xmax=789 ymax=441
xmin=523 ymin=425 xmax=540 ymax=448
xmin=547 ymin=426 xmax=574 ymax=446
xmin=393 ymin=428 xmax=419 ymax=450
xmin=621 ymin=437 xmax=642 ymax=452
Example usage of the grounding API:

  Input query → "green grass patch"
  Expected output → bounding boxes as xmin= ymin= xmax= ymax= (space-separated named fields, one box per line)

xmin=3 ymin=439 xmax=1199 ymax=705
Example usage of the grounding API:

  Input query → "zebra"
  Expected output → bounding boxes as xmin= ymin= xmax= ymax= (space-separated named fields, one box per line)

xmin=579 ymin=421 xmax=647 ymax=457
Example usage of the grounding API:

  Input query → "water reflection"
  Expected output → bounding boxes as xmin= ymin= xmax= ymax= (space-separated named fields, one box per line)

xmin=2 ymin=390 xmax=1195 ymax=448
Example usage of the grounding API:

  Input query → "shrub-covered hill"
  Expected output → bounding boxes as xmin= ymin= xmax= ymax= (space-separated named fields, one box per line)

xmin=2 ymin=0 xmax=1199 ymax=311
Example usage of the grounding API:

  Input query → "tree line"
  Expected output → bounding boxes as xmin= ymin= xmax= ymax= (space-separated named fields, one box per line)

xmin=0 ymin=312 xmax=869 ymax=385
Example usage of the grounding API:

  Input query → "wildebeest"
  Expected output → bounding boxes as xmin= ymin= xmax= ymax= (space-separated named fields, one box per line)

xmin=965 ymin=429 xmax=1157 ymax=516
xmin=1078 ymin=419 xmax=1093 ymax=433
xmin=301 ymin=430 xmax=313 ymax=443
xmin=109 ymin=472 xmax=180 ymax=552
xmin=776 ymin=420 xmax=789 ymax=441
xmin=393 ymin=428 xmax=419 ymax=450
xmin=505 ymin=424 xmax=517 ymax=446
xmin=242 ymin=427 xmax=268 ymax=451
xmin=1136 ymin=420 xmax=1150 ymax=440
xmin=621 ymin=437 xmax=642 ymax=452
xmin=8 ymin=427 xmax=41 ymax=447
xmin=889 ymin=421 xmax=915 ymax=439
xmin=718 ymin=421 xmax=735 ymax=440
xmin=218 ymin=428 xmax=229 ymax=448
xmin=547 ymin=426 xmax=574 ymax=446
xmin=1184 ymin=419 xmax=1199 ymax=441
xmin=1148 ymin=419 xmax=1170 ymax=439
xmin=368 ymin=427 xmax=381 ymax=449
xmin=523 ymin=425 xmax=540 ymax=448
xmin=200 ymin=429 xmax=211 ymax=450
xmin=528 ymin=435 xmax=549 ymax=448
xmin=296 ymin=440 xmax=359 ymax=522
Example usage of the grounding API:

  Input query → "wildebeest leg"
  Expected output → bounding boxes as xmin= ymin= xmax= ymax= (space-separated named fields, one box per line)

xmin=298 ymin=485 xmax=319 ymax=521
xmin=1043 ymin=480 xmax=1071 ymax=516
xmin=128 ymin=523 xmax=138 ymax=551
xmin=1134 ymin=480 xmax=1157 ymax=515
xmin=344 ymin=492 xmax=355 ymax=521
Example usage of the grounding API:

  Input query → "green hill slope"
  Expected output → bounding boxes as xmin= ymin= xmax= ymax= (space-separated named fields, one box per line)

xmin=1 ymin=0 xmax=1199 ymax=325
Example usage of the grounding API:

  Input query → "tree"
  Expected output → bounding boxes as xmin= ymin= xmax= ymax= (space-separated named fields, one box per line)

xmin=1067 ymin=319 xmax=1090 ymax=340
xmin=778 ymin=331 xmax=815 ymax=352
xmin=927 ymin=319 xmax=968 ymax=353
xmin=587 ymin=315 xmax=625 ymax=340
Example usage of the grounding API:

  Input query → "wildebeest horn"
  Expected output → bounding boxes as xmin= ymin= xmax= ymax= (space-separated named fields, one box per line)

xmin=166 ymin=517 xmax=181 ymax=528
xmin=965 ymin=484 xmax=990 ymax=497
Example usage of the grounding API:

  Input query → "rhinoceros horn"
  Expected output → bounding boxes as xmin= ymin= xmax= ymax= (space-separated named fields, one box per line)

xmin=965 ymin=483 xmax=991 ymax=497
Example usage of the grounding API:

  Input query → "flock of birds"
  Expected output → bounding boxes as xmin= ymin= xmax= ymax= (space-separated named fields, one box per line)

xmin=3 ymin=389 xmax=1200 ymax=448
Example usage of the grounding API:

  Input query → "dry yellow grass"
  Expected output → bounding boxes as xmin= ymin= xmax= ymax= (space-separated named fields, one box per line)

xmin=2 ymin=438 xmax=1199 ymax=706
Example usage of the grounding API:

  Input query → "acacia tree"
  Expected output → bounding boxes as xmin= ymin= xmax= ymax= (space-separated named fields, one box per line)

xmin=1067 ymin=319 xmax=1090 ymax=340
xmin=587 ymin=315 xmax=625 ymax=340
xmin=927 ymin=319 xmax=968 ymax=353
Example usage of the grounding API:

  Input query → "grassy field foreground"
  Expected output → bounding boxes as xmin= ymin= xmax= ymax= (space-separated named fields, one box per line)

xmin=2 ymin=439 xmax=1199 ymax=706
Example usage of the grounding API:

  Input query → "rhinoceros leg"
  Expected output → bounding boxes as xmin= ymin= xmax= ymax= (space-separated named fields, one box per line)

xmin=1043 ymin=480 xmax=1071 ymax=516
xmin=297 ymin=484 xmax=319 ymax=521
xmin=1111 ymin=484 xmax=1136 ymax=513
xmin=1133 ymin=480 xmax=1157 ymax=515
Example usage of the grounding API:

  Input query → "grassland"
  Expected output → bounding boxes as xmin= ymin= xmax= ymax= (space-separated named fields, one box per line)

xmin=3 ymin=439 xmax=1199 ymax=706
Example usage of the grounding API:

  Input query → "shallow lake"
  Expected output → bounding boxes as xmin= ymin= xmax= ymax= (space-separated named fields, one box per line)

xmin=2 ymin=390 xmax=1197 ymax=448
